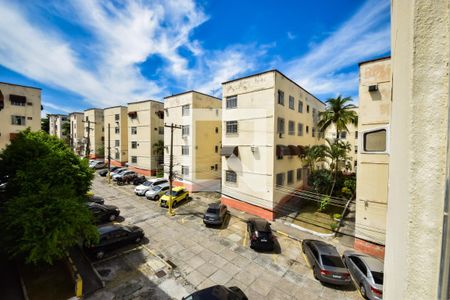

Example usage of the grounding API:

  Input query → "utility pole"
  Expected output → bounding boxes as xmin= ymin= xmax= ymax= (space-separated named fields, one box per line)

xmin=164 ymin=123 xmax=181 ymax=216
xmin=82 ymin=119 xmax=96 ymax=158
xmin=107 ymin=123 xmax=111 ymax=184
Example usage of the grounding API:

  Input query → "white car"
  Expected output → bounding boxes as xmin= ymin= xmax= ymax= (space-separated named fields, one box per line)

xmin=89 ymin=160 xmax=106 ymax=169
xmin=145 ymin=183 xmax=170 ymax=200
xmin=134 ymin=178 xmax=168 ymax=196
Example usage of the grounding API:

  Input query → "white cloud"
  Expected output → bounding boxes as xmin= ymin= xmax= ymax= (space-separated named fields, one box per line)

xmin=287 ymin=32 xmax=296 ymax=40
xmin=42 ymin=101 xmax=76 ymax=114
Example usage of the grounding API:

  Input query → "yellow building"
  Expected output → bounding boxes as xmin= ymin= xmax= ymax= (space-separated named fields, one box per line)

xmin=83 ymin=108 xmax=104 ymax=158
xmin=354 ymin=56 xmax=391 ymax=258
xmin=103 ymin=106 xmax=128 ymax=166
xmin=69 ymin=112 xmax=84 ymax=155
xmin=0 ymin=82 xmax=42 ymax=150
xmin=221 ymin=70 xmax=325 ymax=220
xmin=163 ymin=91 xmax=222 ymax=192
xmin=127 ymin=100 xmax=164 ymax=176
xmin=48 ymin=114 xmax=68 ymax=140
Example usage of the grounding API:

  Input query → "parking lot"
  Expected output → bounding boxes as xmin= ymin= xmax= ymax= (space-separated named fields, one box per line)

xmin=87 ymin=174 xmax=361 ymax=300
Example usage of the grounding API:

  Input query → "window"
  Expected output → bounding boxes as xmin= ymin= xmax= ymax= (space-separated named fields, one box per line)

xmin=115 ymin=152 xmax=119 ymax=159
xmin=277 ymin=90 xmax=284 ymax=105
xmin=86 ymin=116 xmax=89 ymax=121
xmin=363 ymin=129 xmax=387 ymax=152
xmin=289 ymin=96 xmax=294 ymax=110
xmin=312 ymin=127 xmax=316 ymax=137
xmin=225 ymin=170 xmax=237 ymax=183
xmin=298 ymin=123 xmax=304 ymax=136
xmin=115 ymin=127 xmax=120 ymax=134
xmin=312 ymin=108 xmax=316 ymax=118
xmin=11 ymin=115 xmax=25 ymax=125
xmin=215 ymin=127 xmax=219 ymax=133
xmin=159 ymin=127 xmax=164 ymax=135
xmin=226 ymin=96 xmax=237 ymax=109
xmin=131 ymin=127 xmax=137 ymax=134
xmin=115 ymin=140 xmax=120 ymax=147
xmin=27 ymin=117 xmax=32 ymax=120
xmin=215 ymin=146 xmax=218 ymax=153
xmin=131 ymin=156 xmax=137 ymax=163
xmin=297 ymin=168 xmax=302 ymax=181
xmin=10 ymin=95 xmax=26 ymax=106
xmin=288 ymin=121 xmax=295 ymax=135
xmin=287 ymin=170 xmax=294 ymax=184
xmin=182 ymin=166 xmax=189 ymax=176
xmin=215 ymin=164 xmax=218 ymax=171
xmin=306 ymin=126 xmax=309 ymax=134
xmin=226 ymin=121 xmax=238 ymax=134
xmin=350 ymin=256 xmax=368 ymax=275
xmin=182 ymin=146 xmax=189 ymax=155
xmin=182 ymin=125 xmax=190 ymax=136
xmin=276 ymin=173 xmax=285 ymax=186
xmin=340 ymin=131 xmax=347 ymax=139
xmin=115 ymin=114 xmax=120 ymax=121
xmin=306 ymin=105 xmax=310 ymax=113
xmin=182 ymin=104 xmax=190 ymax=116
xmin=355 ymin=145 xmax=358 ymax=154
xmin=298 ymin=100 xmax=303 ymax=113
xmin=131 ymin=141 xmax=137 ymax=149
xmin=355 ymin=131 xmax=358 ymax=139
xmin=277 ymin=118 xmax=285 ymax=134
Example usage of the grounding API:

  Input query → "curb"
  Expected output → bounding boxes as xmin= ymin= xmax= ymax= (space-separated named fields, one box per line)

xmin=142 ymin=245 xmax=174 ymax=271
xmin=283 ymin=222 xmax=335 ymax=239
xmin=66 ymin=254 xmax=84 ymax=298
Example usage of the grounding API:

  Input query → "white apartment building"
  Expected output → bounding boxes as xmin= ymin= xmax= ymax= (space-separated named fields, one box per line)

xmin=221 ymin=70 xmax=325 ymax=220
xmin=83 ymin=108 xmax=104 ymax=158
xmin=69 ymin=112 xmax=84 ymax=155
xmin=103 ymin=106 xmax=128 ymax=166
xmin=163 ymin=91 xmax=222 ymax=192
xmin=48 ymin=114 xmax=68 ymax=140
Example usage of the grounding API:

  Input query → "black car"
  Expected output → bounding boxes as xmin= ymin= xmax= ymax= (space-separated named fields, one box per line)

xmin=98 ymin=166 xmax=120 ymax=177
xmin=85 ymin=194 xmax=105 ymax=205
xmin=182 ymin=285 xmax=247 ymax=300
xmin=85 ymin=224 xmax=144 ymax=259
xmin=87 ymin=202 xmax=120 ymax=223
xmin=133 ymin=175 xmax=147 ymax=185
xmin=247 ymin=218 xmax=275 ymax=251
xmin=203 ymin=203 xmax=228 ymax=226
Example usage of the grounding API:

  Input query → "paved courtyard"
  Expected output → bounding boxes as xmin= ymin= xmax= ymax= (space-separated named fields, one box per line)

xmin=87 ymin=175 xmax=361 ymax=300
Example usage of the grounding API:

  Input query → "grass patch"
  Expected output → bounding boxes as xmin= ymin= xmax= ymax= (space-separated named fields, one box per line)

xmin=291 ymin=201 xmax=342 ymax=234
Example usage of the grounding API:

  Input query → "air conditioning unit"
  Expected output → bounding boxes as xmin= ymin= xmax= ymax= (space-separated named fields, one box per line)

xmin=251 ymin=146 xmax=256 ymax=152
xmin=368 ymin=85 xmax=378 ymax=92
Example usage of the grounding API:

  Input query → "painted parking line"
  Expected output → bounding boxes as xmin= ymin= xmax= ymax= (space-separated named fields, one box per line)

xmin=242 ymin=228 xmax=248 ymax=247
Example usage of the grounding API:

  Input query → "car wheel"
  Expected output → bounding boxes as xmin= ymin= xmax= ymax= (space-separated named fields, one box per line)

xmin=109 ymin=214 xmax=116 ymax=221
xmin=360 ymin=284 xmax=367 ymax=298
xmin=96 ymin=251 xmax=104 ymax=259
xmin=154 ymin=195 xmax=159 ymax=201
xmin=135 ymin=236 xmax=142 ymax=243
xmin=313 ymin=266 xmax=319 ymax=280
xmin=172 ymin=201 xmax=177 ymax=208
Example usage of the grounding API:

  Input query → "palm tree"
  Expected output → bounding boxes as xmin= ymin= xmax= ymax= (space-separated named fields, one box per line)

xmin=318 ymin=96 xmax=358 ymax=140
xmin=300 ymin=145 xmax=327 ymax=171
xmin=324 ymin=138 xmax=351 ymax=195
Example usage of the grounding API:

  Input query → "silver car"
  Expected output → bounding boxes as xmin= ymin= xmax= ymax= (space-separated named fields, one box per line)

xmin=134 ymin=178 xmax=168 ymax=196
xmin=112 ymin=170 xmax=136 ymax=181
xmin=144 ymin=183 xmax=170 ymax=200
xmin=342 ymin=250 xmax=383 ymax=299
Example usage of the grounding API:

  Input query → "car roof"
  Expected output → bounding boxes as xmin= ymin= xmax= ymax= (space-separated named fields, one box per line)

xmin=98 ymin=224 xmax=123 ymax=234
xmin=208 ymin=203 xmax=221 ymax=209
xmin=352 ymin=254 xmax=384 ymax=272
xmin=249 ymin=218 xmax=271 ymax=231
xmin=158 ymin=183 xmax=170 ymax=188
xmin=173 ymin=186 xmax=185 ymax=191
xmin=309 ymin=240 xmax=340 ymax=256
xmin=149 ymin=178 xmax=167 ymax=182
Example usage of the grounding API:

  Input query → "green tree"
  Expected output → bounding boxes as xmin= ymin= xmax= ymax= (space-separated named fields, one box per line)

xmin=300 ymin=144 xmax=327 ymax=171
xmin=0 ymin=130 xmax=98 ymax=264
xmin=41 ymin=118 xmax=49 ymax=133
xmin=62 ymin=121 xmax=71 ymax=145
xmin=318 ymin=95 xmax=358 ymax=140
xmin=324 ymin=138 xmax=351 ymax=195
xmin=153 ymin=140 xmax=164 ymax=176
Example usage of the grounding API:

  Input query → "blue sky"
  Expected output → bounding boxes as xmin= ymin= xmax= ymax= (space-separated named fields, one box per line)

xmin=0 ymin=0 xmax=390 ymax=116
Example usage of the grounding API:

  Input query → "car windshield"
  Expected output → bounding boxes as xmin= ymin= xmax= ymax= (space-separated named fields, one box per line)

xmin=152 ymin=185 xmax=162 ymax=191
xmin=321 ymin=255 xmax=345 ymax=268
xmin=165 ymin=190 xmax=178 ymax=196
xmin=372 ymin=271 xmax=384 ymax=284
xmin=206 ymin=207 xmax=219 ymax=214
xmin=142 ymin=181 xmax=152 ymax=186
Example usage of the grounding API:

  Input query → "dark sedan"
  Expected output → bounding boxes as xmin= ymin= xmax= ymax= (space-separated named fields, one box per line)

xmin=203 ymin=203 xmax=228 ymax=226
xmin=85 ymin=194 xmax=105 ymax=205
xmin=98 ymin=166 xmax=120 ymax=177
xmin=302 ymin=239 xmax=351 ymax=285
xmin=87 ymin=202 xmax=120 ymax=223
xmin=182 ymin=285 xmax=247 ymax=300
xmin=247 ymin=218 xmax=275 ymax=251
xmin=84 ymin=224 xmax=144 ymax=259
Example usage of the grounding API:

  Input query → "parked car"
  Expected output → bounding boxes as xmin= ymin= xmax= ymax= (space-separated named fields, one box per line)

xmin=87 ymin=202 xmax=121 ymax=224
xmin=182 ymin=285 xmax=247 ymax=300
xmin=132 ymin=175 xmax=147 ymax=185
xmin=160 ymin=186 xmax=189 ymax=208
xmin=0 ymin=175 xmax=8 ymax=193
xmin=302 ymin=239 xmax=351 ymax=285
xmin=85 ymin=194 xmax=105 ymax=205
xmin=135 ymin=178 xmax=168 ymax=196
xmin=112 ymin=170 xmax=136 ymax=181
xmin=145 ymin=183 xmax=170 ymax=200
xmin=84 ymin=224 xmax=144 ymax=259
xmin=89 ymin=160 xmax=106 ymax=169
xmin=109 ymin=167 xmax=127 ymax=177
xmin=342 ymin=250 xmax=384 ymax=299
xmin=246 ymin=218 xmax=275 ymax=251
xmin=98 ymin=166 xmax=120 ymax=177
xmin=203 ymin=203 xmax=228 ymax=226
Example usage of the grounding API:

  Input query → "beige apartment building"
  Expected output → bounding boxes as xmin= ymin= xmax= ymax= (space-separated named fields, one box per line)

xmin=83 ymin=108 xmax=104 ymax=158
xmin=0 ymin=82 xmax=41 ymax=150
xmin=164 ymin=91 xmax=222 ymax=192
xmin=69 ymin=112 xmax=84 ymax=155
xmin=48 ymin=114 xmax=68 ymax=139
xmin=127 ymin=100 xmax=164 ymax=176
xmin=221 ymin=70 xmax=325 ymax=220
xmin=103 ymin=106 xmax=128 ymax=166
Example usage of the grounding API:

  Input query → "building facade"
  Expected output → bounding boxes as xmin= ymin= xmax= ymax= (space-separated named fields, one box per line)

xmin=164 ymin=91 xmax=222 ymax=192
xmin=354 ymin=57 xmax=391 ymax=258
xmin=127 ymin=100 xmax=164 ymax=176
xmin=69 ymin=112 xmax=84 ymax=155
xmin=48 ymin=114 xmax=68 ymax=140
xmin=221 ymin=70 xmax=325 ymax=220
xmin=0 ymin=82 xmax=41 ymax=150
xmin=83 ymin=108 xmax=104 ymax=158
xmin=103 ymin=106 xmax=128 ymax=166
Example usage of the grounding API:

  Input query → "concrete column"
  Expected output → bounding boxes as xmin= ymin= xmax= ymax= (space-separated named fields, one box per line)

xmin=384 ymin=0 xmax=449 ymax=299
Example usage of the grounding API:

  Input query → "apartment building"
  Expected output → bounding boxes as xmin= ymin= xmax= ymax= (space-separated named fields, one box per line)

xmin=48 ymin=114 xmax=68 ymax=139
xmin=103 ymin=106 xmax=128 ymax=166
xmin=83 ymin=108 xmax=104 ymax=158
xmin=69 ymin=112 xmax=84 ymax=155
xmin=221 ymin=70 xmax=325 ymax=220
xmin=164 ymin=91 xmax=221 ymax=192
xmin=354 ymin=57 xmax=391 ymax=258
xmin=0 ymin=82 xmax=41 ymax=150
xmin=127 ymin=100 xmax=164 ymax=175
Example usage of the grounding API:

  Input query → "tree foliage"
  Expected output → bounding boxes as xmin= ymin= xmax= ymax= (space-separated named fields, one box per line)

xmin=0 ymin=130 xmax=98 ymax=264
xmin=41 ymin=118 xmax=49 ymax=133
xmin=300 ymin=145 xmax=327 ymax=171
xmin=318 ymin=95 xmax=358 ymax=139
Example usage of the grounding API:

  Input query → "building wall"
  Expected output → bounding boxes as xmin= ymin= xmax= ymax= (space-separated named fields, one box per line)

xmin=48 ymin=114 xmax=68 ymax=139
xmin=69 ymin=112 xmax=84 ymax=154
xmin=103 ymin=106 xmax=128 ymax=165
xmin=127 ymin=100 xmax=164 ymax=175
xmin=0 ymin=82 xmax=41 ymax=150
xmin=355 ymin=58 xmax=391 ymax=250
xmin=83 ymin=109 xmax=104 ymax=158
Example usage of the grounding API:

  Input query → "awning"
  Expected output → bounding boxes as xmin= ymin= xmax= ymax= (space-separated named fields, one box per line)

xmin=9 ymin=94 xmax=26 ymax=104
xmin=276 ymin=145 xmax=290 ymax=157
xmin=221 ymin=146 xmax=239 ymax=157
xmin=297 ymin=145 xmax=306 ymax=157
xmin=288 ymin=145 xmax=299 ymax=155
xmin=155 ymin=110 xmax=164 ymax=119
xmin=128 ymin=111 xmax=137 ymax=118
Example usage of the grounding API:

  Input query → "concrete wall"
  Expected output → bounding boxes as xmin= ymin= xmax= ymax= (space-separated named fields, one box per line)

xmin=384 ymin=1 xmax=449 ymax=299
xmin=103 ymin=106 xmax=128 ymax=165
xmin=0 ymin=83 xmax=41 ymax=150
xmin=69 ymin=112 xmax=84 ymax=154
xmin=48 ymin=114 xmax=68 ymax=139
xmin=83 ymin=109 xmax=104 ymax=158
